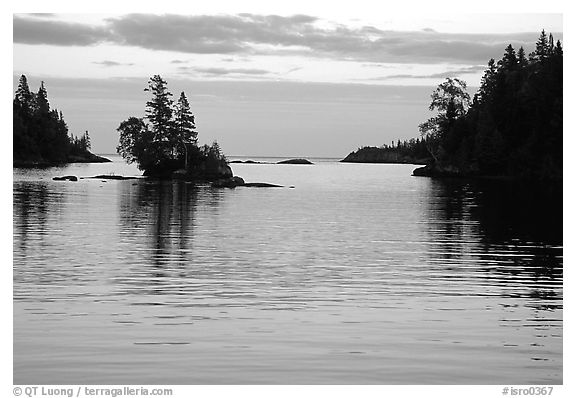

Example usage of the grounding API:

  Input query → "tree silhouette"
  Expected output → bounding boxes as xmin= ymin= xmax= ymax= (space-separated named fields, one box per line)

xmin=116 ymin=75 xmax=229 ymax=178
xmin=419 ymin=78 xmax=470 ymax=161
xmin=416 ymin=30 xmax=562 ymax=180
xmin=145 ymin=75 xmax=174 ymax=145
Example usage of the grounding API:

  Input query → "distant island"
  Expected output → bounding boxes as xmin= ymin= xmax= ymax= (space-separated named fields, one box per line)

xmin=343 ymin=30 xmax=562 ymax=181
xmin=13 ymin=75 xmax=110 ymax=167
xmin=277 ymin=158 xmax=314 ymax=165
xmin=229 ymin=158 xmax=314 ymax=165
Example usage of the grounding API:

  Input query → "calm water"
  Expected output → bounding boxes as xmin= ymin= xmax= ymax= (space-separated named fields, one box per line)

xmin=13 ymin=156 xmax=563 ymax=384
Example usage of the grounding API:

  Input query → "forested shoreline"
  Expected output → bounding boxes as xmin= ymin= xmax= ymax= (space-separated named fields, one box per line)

xmin=342 ymin=30 xmax=562 ymax=181
xmin=13 ymin=75 xmax=110 ymax=166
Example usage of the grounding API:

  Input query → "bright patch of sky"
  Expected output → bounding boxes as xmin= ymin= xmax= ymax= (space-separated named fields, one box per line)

xmin=8 ymin=1 xmax=565 ymax=156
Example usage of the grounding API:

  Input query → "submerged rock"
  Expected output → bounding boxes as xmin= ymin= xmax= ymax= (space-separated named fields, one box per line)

xmin=212 ymin=177 xmax=284 ymax=188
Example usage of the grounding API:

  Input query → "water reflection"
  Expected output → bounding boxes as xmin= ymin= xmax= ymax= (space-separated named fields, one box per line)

xmin=119 ymin=180 xmax=204 ymax=266
xmin=424 ymin=178 xmax=563 ymax=306
xmin=13 ymin=182 xmax=64 ymax=253
xmin=13 ymin=182 xmax=67 ymax=289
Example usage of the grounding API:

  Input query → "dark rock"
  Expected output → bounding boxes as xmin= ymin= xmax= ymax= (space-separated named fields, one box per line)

xmin=412 ymin=165 xmax=432 ymax=177
xmin=67 ymin=153 xmax=111 ymax=163
xmin=85 ymin=175 xmax=140 ymax=180
xmin=212 ymin=176 xmax=245 ymax=188
xmin=53 ymin=175 xmax=78 ymax=181
xmin=412 ymin=163 xmax=474 ymax=178
xmin=243 ymin=182 xmax=283 ymax=188
xmin=229 ymin=160 xmax=265 ymax=164
xmin=212 ymin=177 xmax=284 ymax=188
xmin=277 ymin=158 xmax=313 ymax=165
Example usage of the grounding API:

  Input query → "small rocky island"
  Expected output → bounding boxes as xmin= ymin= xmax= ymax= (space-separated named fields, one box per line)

xmin=115 ymin=75 xmax=281 ymax=187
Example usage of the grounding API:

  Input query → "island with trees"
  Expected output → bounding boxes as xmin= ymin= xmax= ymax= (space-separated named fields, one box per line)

xmin=116 ymin=75 xmax=234 ymax=182
xmin=342 ymin=30 xmax=562 ymax=181
xmin=13 ymin=75 xmax=110 ymax=167
xmin=341 ymin=139 xmax=431 ymax=164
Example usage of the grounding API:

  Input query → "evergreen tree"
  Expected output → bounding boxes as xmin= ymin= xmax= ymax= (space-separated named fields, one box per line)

xmin=13 ymin=75 xmax=98 ymax=165
xmin=144 ymin=75 xmax=174 ymax=144
xmin=416 ymin=30 xmax=562 ymax=180
xmin=14 ymin=75 xmax=34 ymax=112
xmin=117 ymin=75 xmax=230 ymax=177
xmin=478 ymin=58 xmax=497 ymax=104
xmin=84 ymin=131 xmax=91 ymax=150
xmin=517 ymin=47 xmax=527 ymax=67
xmin=553 ymin=40 xmax=563 ymax=57
xmin=532 ymin=29 xmax=550 ymax=61
xmin=500 ymin=44 xmax=517 ymax=70
xmin=35 ymin=81 xmax=50 ymax=115
xmin=174 ymin=92 xmax=197 ymax=145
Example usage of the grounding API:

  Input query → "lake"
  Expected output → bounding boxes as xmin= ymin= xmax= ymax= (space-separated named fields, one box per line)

xmin=13 ymin=156 xmax=563 ymax=384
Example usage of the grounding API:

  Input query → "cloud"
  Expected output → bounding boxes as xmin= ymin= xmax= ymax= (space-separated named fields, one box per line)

xmin=13 ymin=13 xmax=562 ymax=64
xmin=13 ymin=15 xmax=110 ymax=46
xmin=369 ymin=65 xmax=487 ymax=81
xmin=92 ymin=60 xmax=135 ymax=67
xmin=28 ymin=13 xmax=57 ymax=18
xmin=178 ymin=66 xmax=272 ymax=76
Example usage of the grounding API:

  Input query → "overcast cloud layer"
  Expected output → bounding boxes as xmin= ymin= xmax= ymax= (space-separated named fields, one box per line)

xmin=13 ymin=13 xmax=558 ymax=65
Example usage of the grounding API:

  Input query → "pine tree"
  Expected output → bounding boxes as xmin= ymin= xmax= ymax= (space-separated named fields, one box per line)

xmin=500 ymin=44 xmax=517 ymax=70
xmin=517 ymin=47 xmax=527 ymax=67
xmin=532 ymin=29 xmax=549 ymax=61
xmin=15 ymin=75 xmax=34 ymax=112
xmin=144 ymin=75 xmax=174 ymax=144
xmin=548 ymin=33 xmax=555 ymax=55
xmin=174 ymin=92 xmax=197 ymax=145
xmin=35 ymin=81 xmax=50 ymax=115
xmin=478 ymin=58 xmax=498 ymax=103
xmin=554 ymin=40 xmax=563 ymax=57
xmin=84 ymin=131 xmax=91 ymax=150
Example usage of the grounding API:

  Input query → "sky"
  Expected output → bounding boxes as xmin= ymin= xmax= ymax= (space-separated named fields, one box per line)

xmin=10 ymin=2 xmax=564 ymax=157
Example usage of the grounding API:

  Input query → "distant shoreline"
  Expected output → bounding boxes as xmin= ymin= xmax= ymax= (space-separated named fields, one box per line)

xmin=13 ymin=152 xmax=111 ymax=168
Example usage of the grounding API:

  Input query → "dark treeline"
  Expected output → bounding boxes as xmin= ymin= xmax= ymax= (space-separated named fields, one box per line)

xmin=416 ymin=30 xmax=562 ymax=180
xmin=341 ymin=137 xmax=431 ymax=164
xmin=13 ymin=75 xmax=107 ymax=166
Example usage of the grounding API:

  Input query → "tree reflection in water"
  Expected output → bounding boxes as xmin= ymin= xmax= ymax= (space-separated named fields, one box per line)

xmin=423 ymin=178 xmax=562 ymax=308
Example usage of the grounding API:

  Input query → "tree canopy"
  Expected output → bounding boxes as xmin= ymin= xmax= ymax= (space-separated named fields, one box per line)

xmin=13 ymin=75 xmax=97 ymax=165
xmin=116 ymin=75 xmax=226 ymax=178
xmin=416 ymin=30 xmax=562 ymax=180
